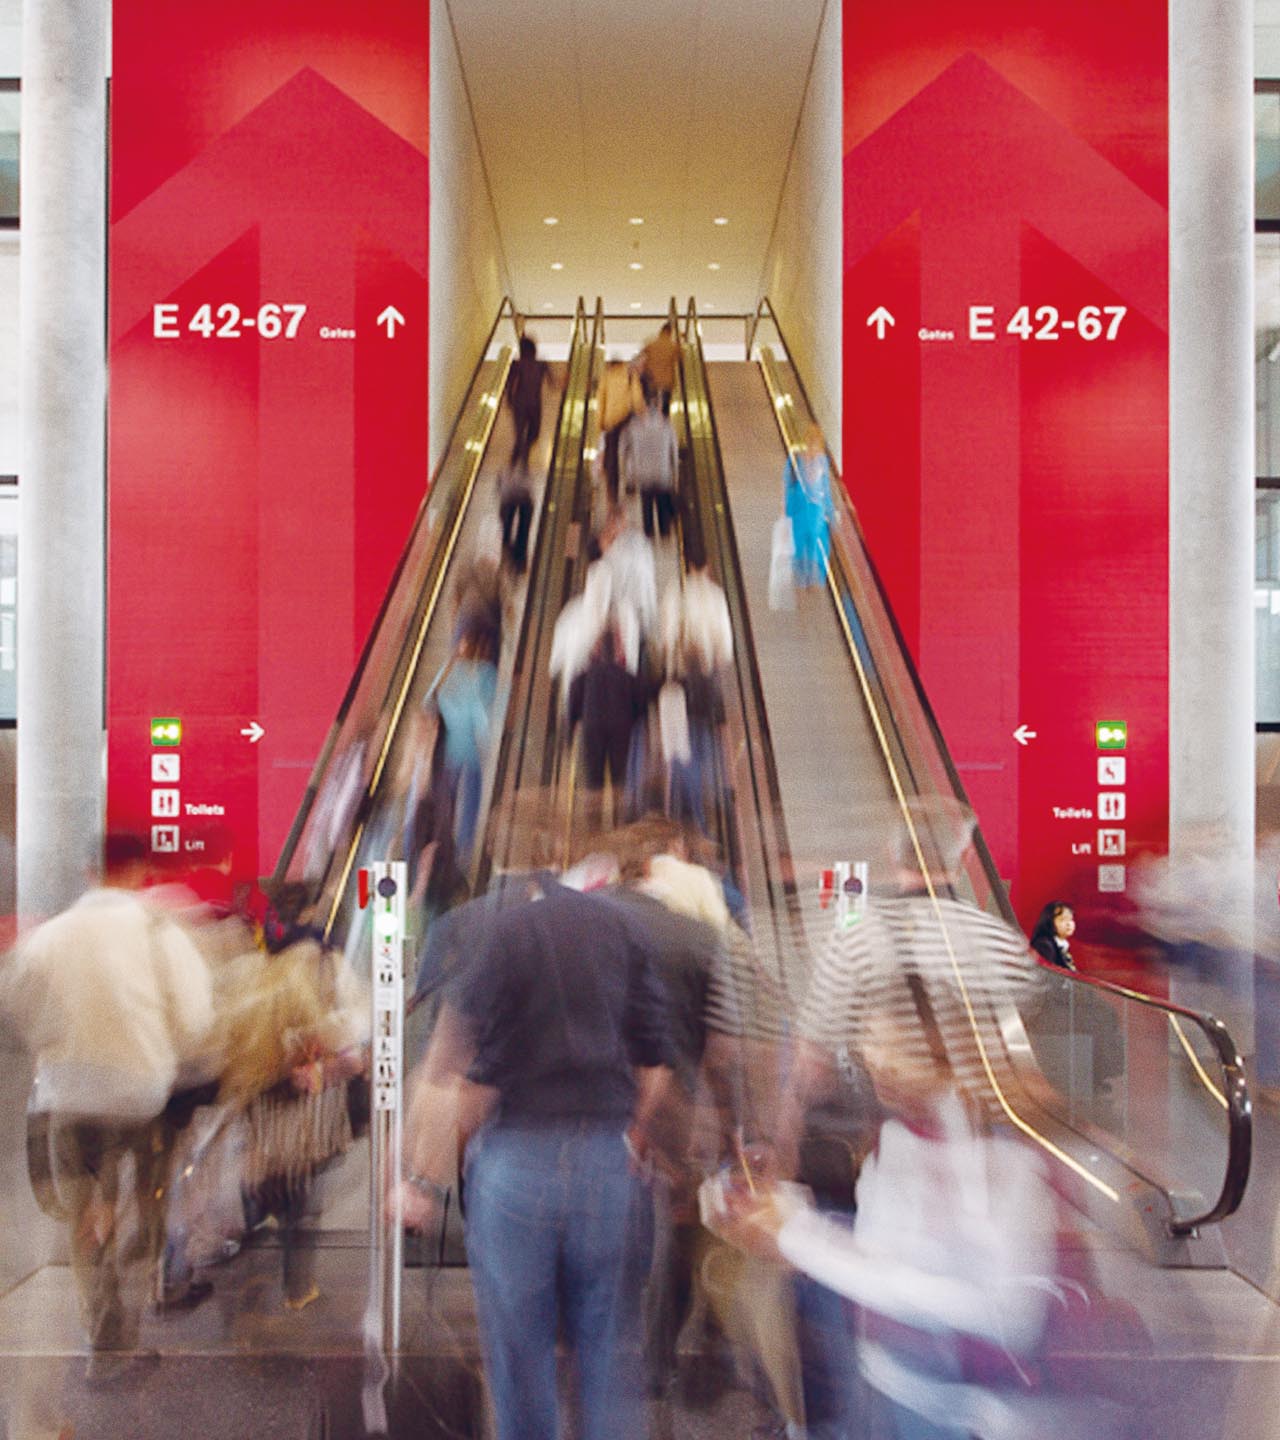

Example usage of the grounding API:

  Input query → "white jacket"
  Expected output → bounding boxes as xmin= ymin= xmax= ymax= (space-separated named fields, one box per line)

xmin=7 ymin=888 xmax=215 ymax=1122
xmin=661 ymin=572 xmax=732 ymax=673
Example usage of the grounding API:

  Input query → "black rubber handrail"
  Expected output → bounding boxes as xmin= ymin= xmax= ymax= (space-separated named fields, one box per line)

xmin=750 ymin=297 xmax=1253 ymax=1234
xmin=1033 ymin=957 xmax=1252 ymax=1234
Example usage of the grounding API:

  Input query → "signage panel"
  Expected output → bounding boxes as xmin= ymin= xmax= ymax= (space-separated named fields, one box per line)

xmin=108 ymin=2 xmax=429 ymax=879
xmin=843 ymin=1 xmax=1168 ymax=924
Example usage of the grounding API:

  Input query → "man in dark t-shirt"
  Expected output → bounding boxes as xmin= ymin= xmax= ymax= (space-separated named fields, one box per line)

xmin=410 ymin=876 xmax=673 ymax=1440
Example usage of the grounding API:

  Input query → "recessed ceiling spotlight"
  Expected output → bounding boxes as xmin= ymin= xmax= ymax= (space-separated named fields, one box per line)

xmin=542 ymin=301 xmax=554 ymax=309
xmin=550 ymin=262 xmax=563 ymax=271
xmin=543 ymin=216 xmax=559 ymax=226
xmin=703 ymin=301 xmax=716 ymax=309
xmin=713 ymin=216 xmax=729 ymax=225
xmin=629 ymin=262 xmax=643 ymax=271
xmin=629 ymin=217 xmax=644 ymax=225
xmin=707 ymin=262 xmax=721 ymax=271
xmin=629 ymin=301 xmax=643 ymax=310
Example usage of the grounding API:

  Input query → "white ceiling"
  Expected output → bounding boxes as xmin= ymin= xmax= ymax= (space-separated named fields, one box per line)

xmin=446 ymin=0 xmax=826 ymax=318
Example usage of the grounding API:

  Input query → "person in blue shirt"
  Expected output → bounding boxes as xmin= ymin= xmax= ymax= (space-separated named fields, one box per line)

xmin=432 ymin=630 xmax=498 ymax=867
xmin=784 ymin=423 xmax=835 ymax=589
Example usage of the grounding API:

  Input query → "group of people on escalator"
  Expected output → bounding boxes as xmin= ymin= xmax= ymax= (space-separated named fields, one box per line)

xmin=394 ymin=790 xmax=1145 ymax=1440
xmin=552 ymin=501 xmax=733 ymax=838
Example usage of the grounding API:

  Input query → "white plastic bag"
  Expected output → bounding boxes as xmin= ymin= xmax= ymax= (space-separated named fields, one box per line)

xmin=768 ymin=516 xmax=796 ymax=612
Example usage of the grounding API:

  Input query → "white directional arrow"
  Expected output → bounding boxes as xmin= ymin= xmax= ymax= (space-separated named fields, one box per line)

xmin=1013 ymin=724 xmax=1037 ymax=747
xmin=376 ymin=305 xmax=406 ymax=338
xmin=240 ymin=721 xmax=265 ymax=744
xmin=866 ymin=305 xmax=896 ymax=340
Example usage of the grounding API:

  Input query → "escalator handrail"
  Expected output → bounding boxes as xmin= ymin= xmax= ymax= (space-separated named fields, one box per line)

xmin=474 ymin=298 xmax=596 ymax=888
xmin=274 ymin=296 xmax=521 ymax=883
xmin=681 ymin=299 xmax=811 ymax=1000
xmin=1032 ymin=956 xmax=1252 ymax=1234
xmin=752 ymin=298 xmax=1253 ymax=1233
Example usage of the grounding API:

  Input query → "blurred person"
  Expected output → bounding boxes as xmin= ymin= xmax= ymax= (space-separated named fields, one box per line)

xmin=399 ymin=873 xmax=675 ymax=1440
xmin=708 ymin=1007 xmax=1061 ymax=1440
xmin=497 ymin=460 xmax=534 ymax=574
xmin=621 ymin=384 xmax=680 ymax=541
xmin=1029 ymin=902 xmax=1077 ymax=971
xmin=666 ymin=648 xmax=727 ymax=835
xmin=776 ymin=801 xmax=1042 ymax=1440
xmin=596 ymin=356 xmax=645 ymax=504
xmin=506 ymin=332 xmax=550 ymax=472
xmin=452 ymin=554 xmax=505 ymax=659
xmin=661 ymin=543 xmax=733 ymax=676
xmin=432 ymin=628 xmax=499 ymax=867
xmin=7 ymin=833 xmax=216 ymax=1379
xmin=216 ymin=888 xmax=369 ymax=1312
xmin=590 ymin=819 xmax=777 ymax=1432
xmin=598 ymin=508 xmax=659 ymax=672
xmin=784 ymin=424 xmax=835 ymax=590
xmin=567 ymin=626 xmax=652 ymax=830
xmin=550 ymin=557 xmax=614 ymax=695
xmin=639 ymin=321 xmax=680 ymax=416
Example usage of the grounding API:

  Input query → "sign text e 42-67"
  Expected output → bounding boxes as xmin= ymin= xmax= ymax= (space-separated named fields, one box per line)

xmin=968 ymin=305 xmax=1127 ymax=342
xmin=152 ymin=303 xmax=308 ymax=340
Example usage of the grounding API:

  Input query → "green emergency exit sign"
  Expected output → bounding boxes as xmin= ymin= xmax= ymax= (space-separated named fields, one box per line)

xmin=150 ymin=717 xmax=182 ymax=746
xmin=1096 ymin=720 xmax=1127 ymax=750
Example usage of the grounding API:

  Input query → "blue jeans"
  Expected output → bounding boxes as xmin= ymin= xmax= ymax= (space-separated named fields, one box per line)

xmin=794 ymin=1206 xmax=863 ymax=1440
xmin=464 ymin=1122 xmax=650 ymax=1440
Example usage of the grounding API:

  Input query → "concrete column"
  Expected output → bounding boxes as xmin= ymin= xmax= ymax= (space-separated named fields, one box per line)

xmin=17 ymin=0 xmax=108 ymax=922
xmin=1170 ymin=1 xmax=1255 ymax=861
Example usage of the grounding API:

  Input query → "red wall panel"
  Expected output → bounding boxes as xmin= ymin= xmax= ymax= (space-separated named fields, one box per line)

xmin=843 ymin=1 xmax=1168 ymax=926
xmin=108 ymin=3 xmax=429 ymax=880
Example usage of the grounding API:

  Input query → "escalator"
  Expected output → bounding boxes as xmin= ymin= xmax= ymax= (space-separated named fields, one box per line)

xmin=274 ymin=298 xmax=596 ymax=951
xmin=677 ymin=297 xmax=1251 ymax=1266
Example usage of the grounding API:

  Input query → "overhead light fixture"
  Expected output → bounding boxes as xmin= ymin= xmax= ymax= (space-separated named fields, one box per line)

xmin=703 ymin=301 xmax=716 ymax=309
xmin=629 ymin=262 xmax=643 ymax=271
xmin=629 ymin=217 xmax=644 ymax=225
xmin=713 ymin=216 xmax=728 ymax=226
xmin=542 ymin=301 xmax=554 ymax=309
xmin=629 ymin=301 xmax=643 ymax=310
xmin=543 ymin=216 xmax=559 ymax=226
xmin=707 ymin=263 xmax=721 ymax=271
xmin=550 ymin=262 xmax=563 ymax=271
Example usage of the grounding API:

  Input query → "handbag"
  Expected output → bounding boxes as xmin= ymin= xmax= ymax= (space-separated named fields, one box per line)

xmin=768 ymin=515 xmax=795 ymax=612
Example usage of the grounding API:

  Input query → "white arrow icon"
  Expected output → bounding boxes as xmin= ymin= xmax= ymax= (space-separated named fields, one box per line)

xmin=377 ymin=305 xmax=405 ymax=338
xmin=1013 ymin=724 xmax=1037 ymax=746
xmin=240 ymin=721 xmax=265 ymax=744
xmin=866 ymin=306 xmax=895 ymax=340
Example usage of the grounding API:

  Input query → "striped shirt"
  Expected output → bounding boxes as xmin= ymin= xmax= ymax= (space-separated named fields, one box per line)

xmin=797 ymin=895 xmax=1042 ymax=1112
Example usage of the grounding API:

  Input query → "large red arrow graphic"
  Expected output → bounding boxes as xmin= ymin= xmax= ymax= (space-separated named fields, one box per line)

xmin=109 ymin=66 xmax=429 ymax=870
xmin=843 ymin=52 xmax=1168 ymax=893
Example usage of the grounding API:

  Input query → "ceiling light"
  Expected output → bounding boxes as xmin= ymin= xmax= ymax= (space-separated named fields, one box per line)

xmin=629 ymin=217 xmax=644 ymax=225
xmin=703 ymin=301 xmax=716 ymax=309
xmin=542 ymin=301 xmax=554 ymax=309
xmin=629 ymin=301 xmax=643 ymax=310
xmin=629 ymin=262 xmax=643 ymax=271
xmin=707 ymin=263 xmax=721 ymax=271
xmin=713 ymin=216 xmax=729 ymax=226
xmin=550 ymin=262 xmax=563 ymax=271
xmin=543 ymin=216 xmax=559 ymax=226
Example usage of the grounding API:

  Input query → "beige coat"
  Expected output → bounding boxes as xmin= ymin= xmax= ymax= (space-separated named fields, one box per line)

xmin=596 ymin=364 xmax=644 ymax=433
